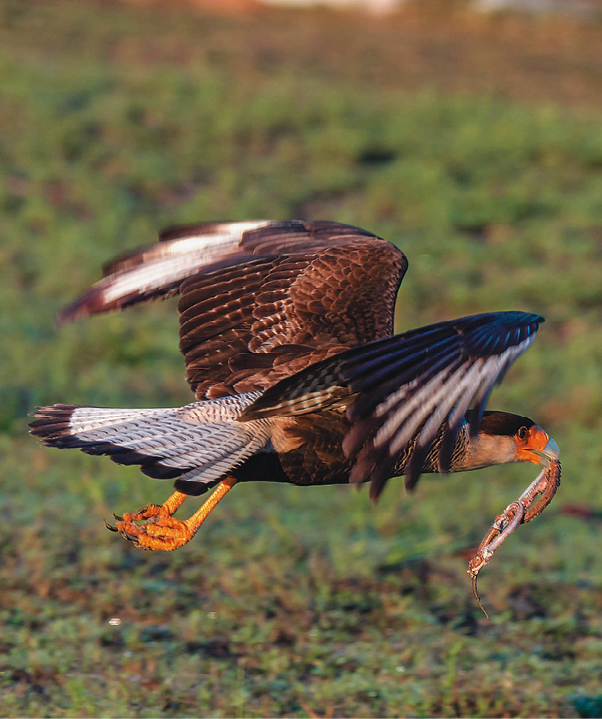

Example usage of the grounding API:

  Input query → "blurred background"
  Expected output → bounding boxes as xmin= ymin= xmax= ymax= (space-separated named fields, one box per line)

xmin=2 ymin=0 xmax=602 ymax=716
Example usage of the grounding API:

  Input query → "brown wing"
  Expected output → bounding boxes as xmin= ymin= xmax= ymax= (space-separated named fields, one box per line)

xmin=58 ymin=221 xmax=274 ymax=322
xmin=179 ymin=239 xmax=406 ymax=398
xmin=59 ymin=220 xmax=408 ymax=400
xmin=242 ymin=311 xmax=543 ymax=498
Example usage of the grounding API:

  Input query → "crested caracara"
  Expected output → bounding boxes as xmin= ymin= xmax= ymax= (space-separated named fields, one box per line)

xmin=30 ymin=220 xmax=559 ymax=554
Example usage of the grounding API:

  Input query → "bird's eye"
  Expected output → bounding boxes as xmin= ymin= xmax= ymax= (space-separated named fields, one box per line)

xmin=517 ymin=426 xmax=528 ymax=440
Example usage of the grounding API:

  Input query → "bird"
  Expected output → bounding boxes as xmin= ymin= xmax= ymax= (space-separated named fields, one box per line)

xmin=29 ymin=220 xmax=559 ymax=552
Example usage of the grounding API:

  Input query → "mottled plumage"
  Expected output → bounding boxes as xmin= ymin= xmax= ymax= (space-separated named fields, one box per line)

xmin=30 ymin=220 xmax=559 ymax=552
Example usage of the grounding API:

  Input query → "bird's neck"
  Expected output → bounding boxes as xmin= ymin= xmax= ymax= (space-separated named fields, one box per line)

xmin=393 ymin=422 xmax=520 ymax=476
xmin=437 ymin=425 xmax=520 ymax=473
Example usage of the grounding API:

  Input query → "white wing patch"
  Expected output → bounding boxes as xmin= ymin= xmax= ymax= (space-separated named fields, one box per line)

xmin=373 ymin=335 xmax=536 ymax=458
xmin=100 ymin=221 xmax=271 ymax=306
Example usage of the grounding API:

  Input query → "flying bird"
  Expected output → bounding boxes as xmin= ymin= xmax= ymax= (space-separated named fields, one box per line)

xmin=30 ymin=220 xmax=559 ymax=553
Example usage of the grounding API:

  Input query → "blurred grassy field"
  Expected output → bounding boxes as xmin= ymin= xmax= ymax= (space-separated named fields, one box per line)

xmin=2 ymin=0 xmax=602 ymax=716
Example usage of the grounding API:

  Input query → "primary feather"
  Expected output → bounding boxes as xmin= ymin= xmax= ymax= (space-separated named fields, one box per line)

xmin=33 ymin=220 xmax=550 ymax=505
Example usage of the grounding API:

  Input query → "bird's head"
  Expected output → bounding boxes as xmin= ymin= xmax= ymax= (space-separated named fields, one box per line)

xmin=513 ymin=422 xmax=560 ymax=466
xmin=461 ymin=411 xmax=559 ymax=470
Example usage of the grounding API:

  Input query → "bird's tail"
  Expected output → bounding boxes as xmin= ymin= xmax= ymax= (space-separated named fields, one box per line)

xmin=29 ymin=393 xmax=271 ymax=495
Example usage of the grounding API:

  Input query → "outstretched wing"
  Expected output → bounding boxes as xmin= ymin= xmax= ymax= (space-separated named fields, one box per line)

xmin=59 ymin=220 xmax=408 ymax=399
xmin=242 ymin=311 xmax=543 ymax=498
xmin=58 ymin=221 xmax=274 ymax=321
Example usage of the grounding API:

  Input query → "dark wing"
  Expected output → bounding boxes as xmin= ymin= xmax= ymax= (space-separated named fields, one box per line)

xmin=59 ymin=220 xmax=408 ymax=399
xmin=242 ymin=311 xmax=543 ymax=498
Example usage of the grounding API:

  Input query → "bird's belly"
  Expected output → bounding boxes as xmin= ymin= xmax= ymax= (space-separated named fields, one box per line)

xmin=232 ymin=442 xmax=355 ymax=487
xmin=237 ymin=411 xmax=357 ymax=487
xmin=277 ymin=444 xmax=356 ymax=487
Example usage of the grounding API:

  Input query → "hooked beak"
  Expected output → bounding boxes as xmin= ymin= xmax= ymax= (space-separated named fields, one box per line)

xmin=537 ymin=435 xmax=560 ymax=466
xmin=525 ymin=427 xmax=560 ymax=466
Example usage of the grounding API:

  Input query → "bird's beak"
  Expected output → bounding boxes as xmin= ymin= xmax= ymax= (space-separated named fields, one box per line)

xmin=541 ymin=435 xmax=560 ymax=463
xmin=524 ymin=426 xmax=560 ymax=466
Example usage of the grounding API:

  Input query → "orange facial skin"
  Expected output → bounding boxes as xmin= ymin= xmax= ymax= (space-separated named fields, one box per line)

xmin=515 ymin=425 xmax=558 ymax=464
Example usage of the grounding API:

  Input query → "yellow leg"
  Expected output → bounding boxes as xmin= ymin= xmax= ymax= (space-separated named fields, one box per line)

xmin=107 ymin=477 xmax=237 ymax=551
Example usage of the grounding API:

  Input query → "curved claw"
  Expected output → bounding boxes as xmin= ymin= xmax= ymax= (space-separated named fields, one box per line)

xmin=122 ymin=505 xmax=161 ymax=523
xmin=104 ymin=520 xmax=118 ymax=533
xmin=113 ymin=516 xmax=195 ymax=551
xmin=117 ymin=524 xmax=144 ymax=544
xmin=106 ymin=483 xmax=235 ymax=552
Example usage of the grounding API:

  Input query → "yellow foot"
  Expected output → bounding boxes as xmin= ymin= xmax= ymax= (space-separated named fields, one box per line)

xmin=117 ymin=504 xmax=165 ymax=523
xmin=110 ymin=514 xmax=195 ymax=551
xmin=114 ymin=490 xmax=187 ymax=524
xmin=105 ymin=478 xmax=237 ymax=552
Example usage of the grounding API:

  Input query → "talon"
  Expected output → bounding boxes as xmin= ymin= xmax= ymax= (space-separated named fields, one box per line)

xmin=104 ymin=520 xmax=118 ymax=533
xmin=107 ymin=481 xmax=237 ymax=551
xmin=113 ymin=513 xmax=123 ymax=522
xmin=120 ymin=503 xmax=169 ymax=523
xmin=118 ymin=524 xmax=142 ymax=543
xmin=112 ymin=515 xmax=195 ymax=551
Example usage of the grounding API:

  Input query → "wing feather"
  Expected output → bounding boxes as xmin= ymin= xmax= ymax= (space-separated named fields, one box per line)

xmin=242 ymin=311 xmax=543 ymax=498
xmin=59 ymin=220 xmax=407 ymax=399
xmin=58 ymin=221 xmax=275 ymax=322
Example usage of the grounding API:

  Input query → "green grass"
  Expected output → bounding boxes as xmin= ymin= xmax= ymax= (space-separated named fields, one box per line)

xmin=2 ymin=0 xmax=602 ymax=716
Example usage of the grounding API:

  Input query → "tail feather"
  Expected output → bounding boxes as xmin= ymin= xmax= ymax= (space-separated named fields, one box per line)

xmin=30 ymin=394 xmax=271 ymax=493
